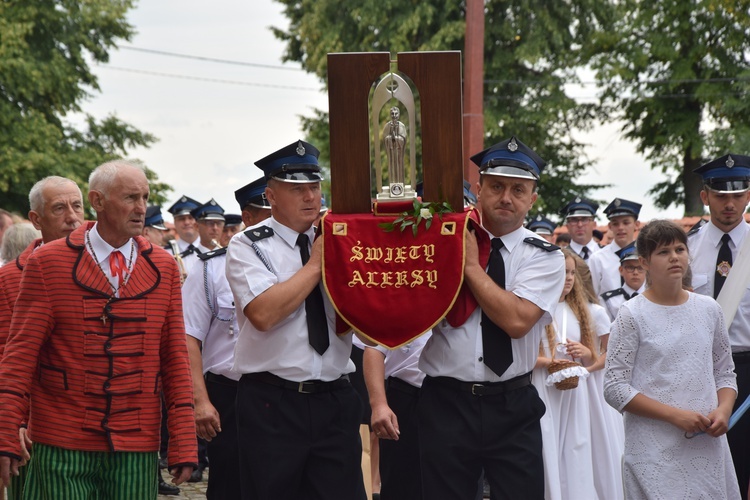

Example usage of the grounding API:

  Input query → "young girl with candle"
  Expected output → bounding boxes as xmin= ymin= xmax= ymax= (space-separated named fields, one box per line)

xmin=533 ymin=248 xmax=597 ymax=499
xmin=604 ymin=219 xmax=740 ymax=499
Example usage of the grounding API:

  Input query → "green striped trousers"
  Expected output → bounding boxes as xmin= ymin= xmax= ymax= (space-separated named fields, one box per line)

xmin=22 ymin=443 xmax=157 ymax=500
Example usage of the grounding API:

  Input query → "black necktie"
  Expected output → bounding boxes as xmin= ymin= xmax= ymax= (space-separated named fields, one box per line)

xmin=184 ymin=243 xmax=201 ymax=256
xmin=714 ymin=233 xmax=732 ymax=299
xmin=481 ymin=238 xmax=513 ymax=376
xmin=628 ymin=291 xmax=638 ymax=300
xmin=297 ymin=233 xmax=329 ymax=355
xmin=580 ymin=246 xmax=590 ymax=260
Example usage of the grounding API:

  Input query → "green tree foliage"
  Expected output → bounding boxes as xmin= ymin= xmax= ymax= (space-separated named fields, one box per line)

xmin=588 ymin=0 xmax=750 ymax=215
xmin=273 ymin=0 xmax=613 ymax=217
xmin=0 ymin=0 xmax=167 ymax=215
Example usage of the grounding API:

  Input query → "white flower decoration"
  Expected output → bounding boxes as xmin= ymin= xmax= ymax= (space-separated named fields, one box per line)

xmin=420 ymin=208 xmax=433 ymax=219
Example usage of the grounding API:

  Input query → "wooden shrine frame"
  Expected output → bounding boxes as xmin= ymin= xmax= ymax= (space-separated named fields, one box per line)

xmin=327 ymin=51 xmax=464 ymax=213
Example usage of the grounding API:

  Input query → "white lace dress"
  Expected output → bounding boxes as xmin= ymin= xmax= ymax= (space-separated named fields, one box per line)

xmin=532 ymin=301 xmax=596 ymax=500
xmin=604 ymin=293 xmax=740 ymax=499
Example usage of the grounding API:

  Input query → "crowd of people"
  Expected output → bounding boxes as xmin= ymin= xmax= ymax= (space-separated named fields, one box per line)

xmin=0 ymin=139 xmax=748 ymax=500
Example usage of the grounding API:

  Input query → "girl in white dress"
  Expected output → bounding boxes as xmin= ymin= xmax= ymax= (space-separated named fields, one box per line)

xmin=604 ymin=220 xmax=740 ymax=499
xmin=533 ymin=248 xmax=598 ymax=500
xmin=574 ymin=253 xmax=625 ymax=500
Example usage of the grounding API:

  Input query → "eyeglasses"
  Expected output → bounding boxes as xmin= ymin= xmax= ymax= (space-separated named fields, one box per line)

xmin=623 ymin=265 xmax=645 ymax=273
xmin=566 ymin=218 xmax=593 ymax=226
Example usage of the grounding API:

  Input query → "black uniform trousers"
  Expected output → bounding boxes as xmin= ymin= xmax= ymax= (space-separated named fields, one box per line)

xmin=236 ymin=374 xmax=366 ymax=500
xmin=417 ymin=375 xmax=546 ymax=500
xmin=379 ymin=377 xmax=423 ymax=500
xmin=204 ymin=373 xmax=242 ymax=500
xmin=728 ymin=353 xmax=750 ymax=499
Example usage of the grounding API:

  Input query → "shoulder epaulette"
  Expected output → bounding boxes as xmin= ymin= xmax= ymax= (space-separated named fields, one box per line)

xmin=523 ymin=237 xmax=560 ymax=252
xmin=198 ymin=247 xmax=227 ymax=261
xmin=687 ymin=218 xmax=708 ymax=237
xmin=601 ymin=288 xmax=626 ymax=301
xmin=244 ymin=225 xmax=274 ymax=242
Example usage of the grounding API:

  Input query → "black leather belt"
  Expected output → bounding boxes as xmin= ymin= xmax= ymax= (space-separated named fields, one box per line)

xmin=733 ymin=351 xmax=750 ymax=364
xmin=428 ymin=372 xmax=532 ymax=396
xmin=205 ymin=372 xmax=238 ymax=387
xmin=241 ymin=371 xmax=349 ymax=394
xmin=387 ymin=376 xmax=420 ymax=396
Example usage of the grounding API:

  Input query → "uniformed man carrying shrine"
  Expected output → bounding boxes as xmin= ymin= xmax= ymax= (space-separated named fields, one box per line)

xmin=225 ymin=140 xmax=366 ymax=500
xmin=417 ymin=137 xmax=565 ymax=499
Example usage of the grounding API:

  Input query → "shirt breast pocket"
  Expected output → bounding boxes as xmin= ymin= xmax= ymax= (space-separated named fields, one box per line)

xmin=692 ymin=273 xmax=708 ymax=291
xmin=217 ymin=292 xmax=234 ymax=314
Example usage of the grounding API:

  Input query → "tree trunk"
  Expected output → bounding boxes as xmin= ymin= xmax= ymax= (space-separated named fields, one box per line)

xmin=682 ymin=151 xmax=704 ymax=216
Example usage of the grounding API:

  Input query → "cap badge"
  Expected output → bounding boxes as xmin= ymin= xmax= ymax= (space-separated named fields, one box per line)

xmin=726 ymin=156 xmax=735 ymax=168
xmin=536 ymin=215 xmax=542 ymax=221
xmin=180 ymin=196 xmax=187 ymax=202
xmin=210 ymin=200 xmax=217 ymax=206
xmin=615 ymin=199 xmax=621 ymax=207
xmin=296 ymin=142 xmax=306 ymax=156
xmin=575 ymin=197 xmax=582 ymax=203
xmin=508 ymin=138 xmax=518 ymax=152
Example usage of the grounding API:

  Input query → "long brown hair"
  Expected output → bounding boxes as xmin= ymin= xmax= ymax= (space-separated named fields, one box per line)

xmin=541 ymin=248 xmax=598 ymax=359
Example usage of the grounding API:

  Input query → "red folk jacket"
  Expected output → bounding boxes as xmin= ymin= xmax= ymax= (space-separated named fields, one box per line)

xmin=0 ymin=223 xmax=197 ymax=467
xmin=0 ymin=238 xmax=40 ymax=360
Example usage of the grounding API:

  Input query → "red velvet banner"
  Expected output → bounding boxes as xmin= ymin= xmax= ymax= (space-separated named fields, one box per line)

xmin=321 ymin=211 xmax=469 ymax=348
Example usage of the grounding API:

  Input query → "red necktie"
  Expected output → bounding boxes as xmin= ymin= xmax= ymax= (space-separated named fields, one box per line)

xmin=109 ymin=250 xmax=127 ymax=287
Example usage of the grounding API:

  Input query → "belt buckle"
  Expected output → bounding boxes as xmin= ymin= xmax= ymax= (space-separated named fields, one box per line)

xmin=471 ymin=384 xmax=485 ymax=396
xmin=298 ymin=381 xmax=314 ymax=394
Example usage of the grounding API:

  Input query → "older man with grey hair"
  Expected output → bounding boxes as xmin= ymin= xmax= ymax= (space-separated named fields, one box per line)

xmin=0 ymin=162 xmax=197 ymax=499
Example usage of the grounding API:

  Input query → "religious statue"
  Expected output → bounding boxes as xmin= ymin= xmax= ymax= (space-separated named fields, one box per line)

xmin=383 ymin=106 xmax=407 ymax=196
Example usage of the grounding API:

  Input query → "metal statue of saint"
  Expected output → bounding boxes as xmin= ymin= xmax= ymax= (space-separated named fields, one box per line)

xmin=383 ymin=107 xmax=407 ymax=195
xmin=372 ymin=72 xmax=417 ymax=201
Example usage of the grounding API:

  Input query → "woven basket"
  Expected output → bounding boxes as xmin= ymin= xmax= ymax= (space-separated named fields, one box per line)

xmin=547 ymin=359 xmax=582 ymax=390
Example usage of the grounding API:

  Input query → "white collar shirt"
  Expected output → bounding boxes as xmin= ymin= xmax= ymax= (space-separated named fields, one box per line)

xmin=226 ymin=216 xmax=355 ymax=382
xmin=419 ymin=226 xmax=565 ymax=382
xmin=587 ymin=241 xmax=625 ymax=296
xmin=689 ymin=219 xmax=750 ymax=351
xmin=569 ymin=239 xmax=601 ymax=260
xmin=85 ymin=223 xmax=137 ymax=296
xmin=183 ymin=252 xmax=239 ymax=380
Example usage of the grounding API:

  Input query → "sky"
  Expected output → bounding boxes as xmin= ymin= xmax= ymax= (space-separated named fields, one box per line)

xmin=79 ymin=0 xmax=686 ymax=224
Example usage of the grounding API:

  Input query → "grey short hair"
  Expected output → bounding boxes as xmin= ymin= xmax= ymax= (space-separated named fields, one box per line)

xmin=1 ymin=223 xmax=41 ymax=263
xmin=89 ymin=159 xmax=147 ymax=196
xmin=28 ymin=176 xmax=82 ymax=212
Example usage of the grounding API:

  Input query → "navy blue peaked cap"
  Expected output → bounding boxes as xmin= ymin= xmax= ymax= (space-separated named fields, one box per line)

xmin=145 ymin=205 xmax=167 ymax=230
xmin=191 ymin=198 xmax=225 ymax=221
xmin=255 ymin=140 xmax=322 ymax=183
xmin=560 ymin=197 xmax=599 ymax=219
xmin=470 ymin=137 xmax=546 ymax=180
xmin=235 ymin=177 xmax=270 ymax=210
xmin=167 ymin=195 xmax=201 ymax=217
xmin=223 ymin=214 xmax=243 ymax=227
xmin=603 ymin=198 xmax=642 ymax=220
xmin=526 ymin=214 xmax=557 ymax=235
xmin=694 ymin=154 xmax=750 ymax=193
xmin=616 ymin=242 xmax=639 ymax=263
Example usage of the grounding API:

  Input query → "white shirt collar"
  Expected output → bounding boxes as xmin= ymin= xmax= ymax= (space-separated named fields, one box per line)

xmin=87 ymin=223 xmax=134 ymax=265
